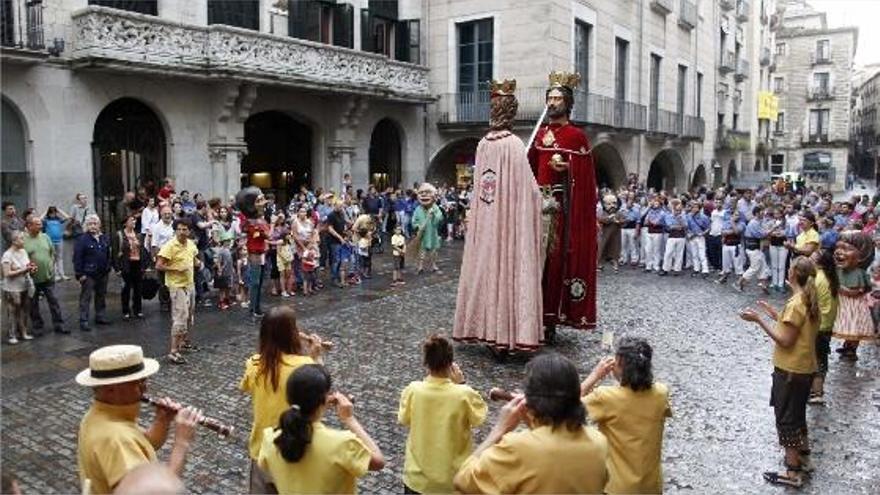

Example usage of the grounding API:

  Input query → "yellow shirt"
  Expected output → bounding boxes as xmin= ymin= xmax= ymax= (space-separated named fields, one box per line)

xmin=240 ymin=353 xmax=314 ymax=458
xmin=157 ymin=237 xmax=198 ymax=288
xmin=795 ymin=229 xmax=820 ymax=252
xmin=815 ymin=269 xmax=838 ymax=333
xmin=257 ymin=423 xmax=371 ymax=494
xmin=398 ymin=376 xmax=488 ymax=493
xmin=77 ymin=401 xmax=157 ymax=494
xmin=772 ymin=293 xmax=818 ymax=374
xmin=583 ymin=384 xmax=672 ymax=494
xmin=454 ymin=425 xmax=608 ymax=494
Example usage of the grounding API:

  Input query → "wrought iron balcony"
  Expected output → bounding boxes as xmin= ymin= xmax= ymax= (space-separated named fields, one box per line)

xmin=1 ymin=0 xmax=47 ymax=62
xmin=719 ymin=51 xmax=735 ymax=74
xmin=760 ymin=47 xmax=771 ymax=66
xmin=810 ymin=52 xmax=832 ymax=65
xmin=716 ymin=125 xmax=751 ymax=150
xmin=720 ymin=0 xmax=735 ymax=11
xmin=802 ymin=133 xmax=830 ymax=145
xmin=806 ymin=86 xmax=833 ymax=101
xmin=682 ymin=115 xmax=706 ymax=140
xmin=735 ymin=58 xmax=750 ymax=81
xmin=69 ymin=6 xmax=430 ymax=101
xmin=650 ymin=0 xmax=674 ymax=15
xmin=678 ymin=0 xmax=697 ymax=29
xmin=736 ymin=0 xmax=750 ymax=22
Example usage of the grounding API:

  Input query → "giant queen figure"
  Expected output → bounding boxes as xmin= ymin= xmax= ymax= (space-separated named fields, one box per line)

xmin=528 ymin=71 xmax=598 ymax=338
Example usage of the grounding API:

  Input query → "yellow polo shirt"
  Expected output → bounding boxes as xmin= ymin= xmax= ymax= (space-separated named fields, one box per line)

xmin=454 ymin=424 xmax=608 ymax=494
xmin=795 ymin=229 xmax=820 ymax=252
xmin=157 ymin=237 xmax=198 ymax=288
xmin=257 ymin=423 xmax=371 ymax=494
xmin=398 ymin=376 xmax=487 ymax=493
xmin=77 ymin=401 xmax=157 ymax=494
xmin=815 ymin=269 xmax=838 ymax=333
xmin=772 ymin=293 xmax=818 ymax=374
xmin=239 ymin=353 xmax=314 ymax=458
xmin=584 ymin=383 xmax=672 ymax=494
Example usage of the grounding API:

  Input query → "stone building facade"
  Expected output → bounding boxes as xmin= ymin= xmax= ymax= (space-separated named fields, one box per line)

xmin=771 ymin=0 xmax=857 ymax=191
xmin=1 ymin=0 xmax=430 ymax=230
xmin=852 ymin=70 xmax=880 ymax=181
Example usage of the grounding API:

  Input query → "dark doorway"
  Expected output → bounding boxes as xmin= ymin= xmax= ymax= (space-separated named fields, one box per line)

xmin=647 ymin=150 xmax=683 ymax=192
xmin=691 ymin=164 xmax=708 ymax=190
xmin=427 ymin=138 xmax=478 ymax=189
xmin=1 ymin=98 xmax=28 ymax=211
xmin=593 ymin=143 xmax=626 ymax=191
xmin=369 ymin=118 xmax=402 ymax=190
xmin=92 ymin=98 xmax=166 ymax=233
xmin=242 ymin=111 xmax=313 ymax=206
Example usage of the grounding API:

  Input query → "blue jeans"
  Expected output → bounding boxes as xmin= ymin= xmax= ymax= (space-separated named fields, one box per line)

xmin=248 ymin=263 xmax=264 ymax=314
xmin=330 ymin=244 xmax=343 ymax=282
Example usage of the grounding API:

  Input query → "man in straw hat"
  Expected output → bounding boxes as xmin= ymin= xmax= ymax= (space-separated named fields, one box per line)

xmin=76 ymin=345 xmax=203 ymax=494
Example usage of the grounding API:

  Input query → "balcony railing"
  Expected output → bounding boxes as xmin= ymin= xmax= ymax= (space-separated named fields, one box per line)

xmin=1 ymin=0 xmax=44 ymax=50
xmin=716 ymin=125 xmax=751 ymax=150
xmin=69 ymin=6 xmax=430 ymax=101
xmin=802 ymin=133 xmax=830 ymax=145
xmin=719 ymin=51 xmax=735 ymax=74
xmin=810 ymin=52 xmax=832 ymax=65
xmin=678 ymin=0 xmax=697 ymax=29
xmin=760 ymin=47 xmax=771 ymax=66
xmin=682 ymin=115 xmax=706 ymax=140
xmin=735 ymin=58 xmax=750 ymax=81
xmin=720 ymin=0 xmax=735 ymax=11
xmin=648 ymin=108 xmax=682 ymax=136
xmin=736 ymin=0 xmax=750 ymax=21
xmin=806 ymin=86 xmax=833 ymax=101
xmin=650 ymin=0 xmax=674 ymax=15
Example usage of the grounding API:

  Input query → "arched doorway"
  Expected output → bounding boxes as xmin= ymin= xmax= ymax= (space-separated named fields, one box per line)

xmin=691 ymin=164 xmax=708 ymax=190
xmin=427 ymin=138 xmax=479 ymax=189
xmin=1 ymin=98 xmax=28 ymax=211
xmin=92 ymin=98 xmax=166 ymax=233
xmin=242 ymin=111 xmax=313 ymax=206
xmin=592 ymin=143 xmax=626 ymax=191
xmin=646 ymin=149 xmax=685 ymax=192
xmin=369 ymin=118 xmax=402 ymax=190
xmin=726 ymin=159 xmax=738 ymax=185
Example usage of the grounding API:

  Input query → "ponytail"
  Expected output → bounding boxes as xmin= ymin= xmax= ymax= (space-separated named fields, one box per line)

xmin=274 ymin=364 xmax=332 ymax=463
xmin=802 ymin=275 xmax=820 ymax=324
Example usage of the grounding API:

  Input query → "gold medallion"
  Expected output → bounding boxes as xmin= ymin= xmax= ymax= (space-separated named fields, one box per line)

xmin=542 ymin=129 xmax=556 ymax=147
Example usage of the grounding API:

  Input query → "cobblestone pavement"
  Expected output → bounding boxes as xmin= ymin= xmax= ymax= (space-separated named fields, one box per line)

xmin=2 ymin=243 xmax=879 ymax=494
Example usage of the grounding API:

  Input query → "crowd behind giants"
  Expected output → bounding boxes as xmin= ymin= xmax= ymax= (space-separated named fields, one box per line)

xmin=1 ymin=170 xmax=878 ymax=494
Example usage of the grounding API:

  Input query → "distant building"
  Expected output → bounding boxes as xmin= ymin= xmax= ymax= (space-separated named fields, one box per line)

xmin=852 ymin=70 xmax=880 ymax=181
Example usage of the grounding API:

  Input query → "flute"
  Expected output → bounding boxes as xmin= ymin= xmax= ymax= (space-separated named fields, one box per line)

xmin=141 ymin=396 xmax=234 ymax=438
xmin=488 ymin=387 xmax=515 ymax=402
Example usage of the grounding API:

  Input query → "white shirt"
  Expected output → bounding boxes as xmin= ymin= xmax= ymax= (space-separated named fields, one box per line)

xmin=150 ymin=220 xmax=175 ymax=250
xmin=709 ymin=209 xmax=725 ymax=236
xmin=141 ymin=207 xmax=159 ymax=235
xmin=2 ymin=248 xmax=30 ymax=292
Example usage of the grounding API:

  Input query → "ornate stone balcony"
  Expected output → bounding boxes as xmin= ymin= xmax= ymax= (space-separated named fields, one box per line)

xmin=69 ymin=6 xmax=430 ymax=102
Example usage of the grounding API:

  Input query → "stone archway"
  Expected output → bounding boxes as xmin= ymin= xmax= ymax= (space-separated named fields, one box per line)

xmin=646 ymin=149 xmax=685 ymax=192
xmin=92 ymin=97 xmax=166 ymax=233
xmin=427 ymin=138 xmax=479 ymax=188
xmin=592 ymin=142 xmax=626 ymax=191
xmin=1 ymin=97 xmax=29 ymax=211
xmin=242 ymin=111 xmax=313 ymax=206
xmin=691 ymin=163 xmax=708 ymax=190
xmin=369 ymin=118 xmax=403 ymax=190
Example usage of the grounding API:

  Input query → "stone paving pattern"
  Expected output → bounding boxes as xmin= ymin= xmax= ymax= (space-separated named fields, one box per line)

xmin=2 ymin=245 xmax=879 ymax=494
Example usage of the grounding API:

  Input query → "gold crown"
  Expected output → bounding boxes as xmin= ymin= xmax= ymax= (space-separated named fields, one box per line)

xmin=548 ymin=71 xmax=581 ymax=90
xmin=490 ymin=79 xmax=517 ymax=96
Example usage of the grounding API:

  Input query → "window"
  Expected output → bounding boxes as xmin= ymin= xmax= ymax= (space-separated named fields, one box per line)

xmin=574 ymin=20 xmax=591 ymax=95
xmin=677 ymin=65 xmax=687 ymax=117
xmin=809 ymin=109 xmax=830 ymax=140
xmin=292 ymin=1 xmax=353 ymax=48
xmin=208 ymin=0 xmax=259 ymax=30
xmin=775 ymin=112 xmax=785 ymax=133
xmin=816 ymin=39 xmax=830 ymax=61
xmin=89 ymin=1 xmax=157 ymax=15
xmin=697 ymin=72 xmax=703 ymax=117
xmin=733 ymin=112 xmax=739 ymax=130
xmin=813 ymin=72 xmax=830 ymax=93
xmin=615 ymin=37 xmax=629 ymax=101
xmin=457 ymin=18 xmax=493 ymax=94
xmin=773 ymin=76 xmax=784 ymax=93
xmin=775 ymin=42 xmax=785 ymax=56
xmin=649 ymin=54 xmax=661 ymax=129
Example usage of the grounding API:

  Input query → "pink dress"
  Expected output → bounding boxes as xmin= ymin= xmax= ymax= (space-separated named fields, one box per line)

xmin=453 ymin=131 xmax=544 ymax=351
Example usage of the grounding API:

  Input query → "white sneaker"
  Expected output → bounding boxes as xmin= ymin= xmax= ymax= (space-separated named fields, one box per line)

xmin=281 ymin=292 xmax=290 ymax=297
xmin=22 ymin=333 xmax=33 ymax=341
xmin=7 ymin=336 xmax=18 ymax=345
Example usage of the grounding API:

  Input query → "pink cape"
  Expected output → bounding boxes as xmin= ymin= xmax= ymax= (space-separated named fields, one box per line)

xmin=453 ymin=131 xmax=544 ymax=350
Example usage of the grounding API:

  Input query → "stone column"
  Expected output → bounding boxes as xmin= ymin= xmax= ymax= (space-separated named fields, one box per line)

xmin=208 ymin=144 xmax=247 ymax=201
xmin=327 ymin=144 xmax=355 ymax=195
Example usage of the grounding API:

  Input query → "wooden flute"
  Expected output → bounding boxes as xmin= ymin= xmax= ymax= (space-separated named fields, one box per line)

xmin=141 ymin=396 xmax=234 ymax=438
xmin=488 ymin=387 xmax=516 ymax=402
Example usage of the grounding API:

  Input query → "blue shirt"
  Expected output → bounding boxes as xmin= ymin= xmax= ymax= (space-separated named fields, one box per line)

xmin=622 ymin=204 xmax=641 ymax=225
xmin=833 ymin=214 xmax=849 ymax=229
xmin=663 ymin=212 xmax=688 ymax=232
xmin=643 ymin=208 xmax=665 ymax=228
xmin=745 ymin=218 xmax=767 ymax=239
xmin=721 ymin=217 xmax=743 ymax=235
xmin=43 ymin=218 xmax=65 ymax=244
xmin=686 ymin=212 xmax=710 ymax=235
xmin=73 ymin=233 xmax=111 ymax=278
xmin=820 ymin=229 xmax=839 ymax=249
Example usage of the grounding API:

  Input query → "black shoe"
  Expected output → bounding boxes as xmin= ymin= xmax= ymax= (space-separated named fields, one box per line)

xmin=80 ymin=324 xmax=92 ymax=332
xmin=252 ymin=311 xmax=265 ymax=318
xmin=658 ymin=270 xmax=668 ymax=276
xmin=96 ymin=319 xmax=111 ymax=325
xmin=54 ymin=326 xmax=70 ymax=334
xmin=691 ymin=272 xmax=700 ymax=278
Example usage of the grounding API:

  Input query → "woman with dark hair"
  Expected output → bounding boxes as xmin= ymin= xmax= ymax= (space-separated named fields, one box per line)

xmin=579 ymin=337 xmax=671 ymax=494
xmin=114 ymin=214 xmax=148 ymax=320
xmin=257 ymin=364 xmax=385 ymax=494
xmin=740 ymin=256 xmax=820 ymax=488
xmin=399 ymin=334 xmax=487 ymax=494
xmin=240 ymin=306 xmax=325 ymax=493
xmin=785 ymin=211 xmax=819 ymax=258
xmin=808 ymin=248 xmax=839 ymax=403
xmin=453 ymin=353 xmax=608 ymax=494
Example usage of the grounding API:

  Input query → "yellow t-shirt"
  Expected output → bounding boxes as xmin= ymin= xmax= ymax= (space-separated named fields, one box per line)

xmin=454 ymin=425 xmax=608 ymax=494
xmin=398 ymin=376 xmax=488 ymax=493
xmin=772 ymin=293 xmax=819 ymax=374
xmin=795 ymin=229 xmax=820 ymax=252
xmin=77 ymin=401 xmax=157 ymax=494
xmin=157 ymin=237 xmax=198 ymax=288
xmin=240 ymin=353 xmax=315 ymax=458
xmin=815 ymin=269 xmax=838 ymax=333
xmin=257 ymin=423 xmax=371 ymax=495
xmin=583 ymin=383 xmax=672 ymax=494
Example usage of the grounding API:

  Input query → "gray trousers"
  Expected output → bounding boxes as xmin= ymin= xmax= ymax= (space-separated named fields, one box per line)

xmin=79 ymin=274 xmax=108 ymax=324
xmin=30 ymin=281 xmax=64 ymax=329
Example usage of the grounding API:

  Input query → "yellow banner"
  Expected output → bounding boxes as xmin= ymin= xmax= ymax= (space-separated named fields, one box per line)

xmin=758 ymin=91 xmax=778 ymax=121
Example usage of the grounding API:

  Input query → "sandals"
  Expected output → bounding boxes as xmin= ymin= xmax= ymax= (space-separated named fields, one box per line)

xmin=167 ymin=352 xmax=186 ymax=365
xmin=763 ymin=466 xmax=803 ymax=488
xmin=807 ymin=392 xmax=825 ymax=405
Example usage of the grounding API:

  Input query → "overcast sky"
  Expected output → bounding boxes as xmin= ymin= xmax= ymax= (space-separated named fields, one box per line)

xmin=809 ymin=0 xmax=880 ymax=66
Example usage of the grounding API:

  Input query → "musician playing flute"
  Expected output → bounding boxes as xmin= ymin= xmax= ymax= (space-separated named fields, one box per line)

xmin=527 ymin=71 xmax=599 ymax=340
xmin=76 ymin=345 xmax=203 ymax=494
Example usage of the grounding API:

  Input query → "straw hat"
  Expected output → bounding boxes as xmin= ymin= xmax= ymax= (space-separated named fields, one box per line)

xmin=75 ymin=345 xmax=160 ymax=387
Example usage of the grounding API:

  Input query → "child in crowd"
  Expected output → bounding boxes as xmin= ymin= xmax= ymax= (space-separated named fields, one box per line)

xmin=277 ymin=235 xmax=294 ymax=297
xmin=237 ymin=244 xmax=250 ymax=308
xmin=357 ymin=231 xmax=372 ymax=279
xmin=399 ymin=334 xmax=487 ymax=494
xmin=213 ymin=232 xmax=234 ymax=310
xmin=339 ymin=232 xmax=357 ymax=287
xmin=391 ymin=226 xmax=406 ymax=286
xmin=301 ymin=240 xmax=319 ymax=296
